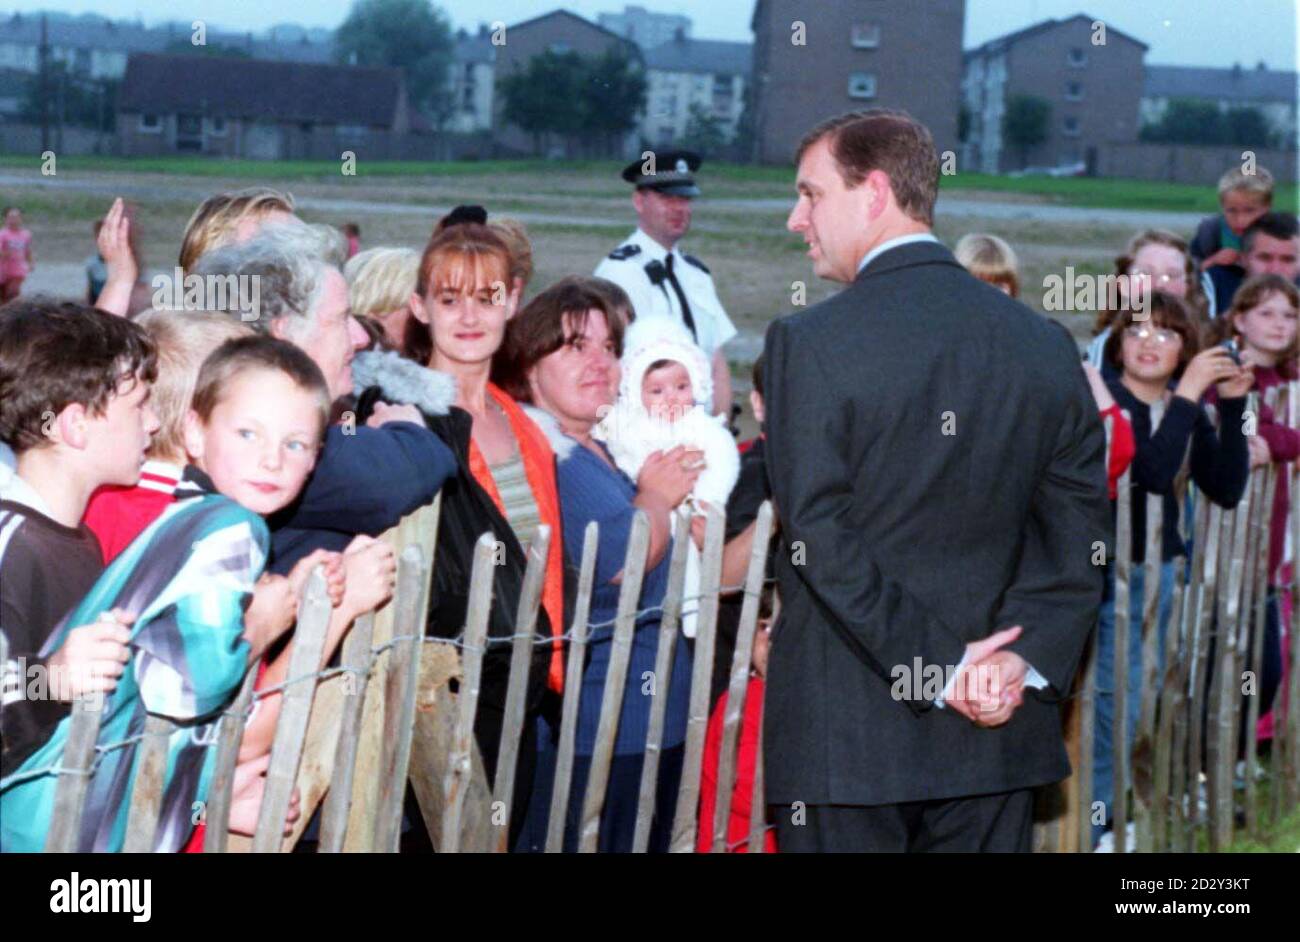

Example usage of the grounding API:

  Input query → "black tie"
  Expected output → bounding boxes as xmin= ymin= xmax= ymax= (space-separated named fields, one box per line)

xmin=663 ymin=253 xmax=698 ymax=342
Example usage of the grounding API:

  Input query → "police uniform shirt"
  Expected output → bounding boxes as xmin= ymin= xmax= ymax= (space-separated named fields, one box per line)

xmin=594 ymin=227 xmax=737 ymax=360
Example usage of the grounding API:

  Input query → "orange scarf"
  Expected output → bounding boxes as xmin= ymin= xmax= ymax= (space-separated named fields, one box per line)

xmin=466 ymin=383 xmax=567 ymax=693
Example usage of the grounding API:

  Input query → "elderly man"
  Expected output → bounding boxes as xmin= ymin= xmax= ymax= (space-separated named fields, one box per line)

xmin=594 ymin=150 xmax=736 ymax=416
xmin=191 ymin=223 xmax=455 ymax=573
xmin=761 ymin=109 xmax=1109 ymax=852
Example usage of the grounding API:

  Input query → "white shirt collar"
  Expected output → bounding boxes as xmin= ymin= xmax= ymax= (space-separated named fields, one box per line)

xmin=631 ymin=227 xmax=679 ymax=263
xmin=0 ymin=466 xmax=55 ymax=518
xmin=856 ymin=232 xmax=940 ymax=275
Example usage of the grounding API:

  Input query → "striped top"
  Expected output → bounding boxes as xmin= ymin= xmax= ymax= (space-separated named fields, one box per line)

xmin=489 ymin=449 xmax=543 ymax=552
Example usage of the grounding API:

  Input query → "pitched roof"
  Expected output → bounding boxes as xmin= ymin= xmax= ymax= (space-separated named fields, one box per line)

xmin=118 ymin=53 xmax=403 ymax=126
xmin=643 ymin=37 xmax=752 ymax=75
xmin=965 ymin=13 xmax=1149 ymax=58
xmin=1144 ymin=64 xmax=1298 ymax=104
xmin=506 ymin=8 xmax=640 ymax=57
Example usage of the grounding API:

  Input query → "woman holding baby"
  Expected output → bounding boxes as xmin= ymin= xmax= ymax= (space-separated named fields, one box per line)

xmin=496 ymin=277 xmax=706 ymax=852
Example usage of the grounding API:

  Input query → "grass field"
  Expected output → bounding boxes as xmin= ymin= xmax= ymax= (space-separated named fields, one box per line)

xmin=3 ymin=154 xmax=1293 ymax=213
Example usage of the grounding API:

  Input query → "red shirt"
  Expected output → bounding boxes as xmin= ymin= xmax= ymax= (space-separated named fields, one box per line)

xmin=83 ymin=462 xmax=183 ymax=562
xmin=697 ymin=676 xmax=777 ymax=853
xmin=1099 ymin=404 xmax=1136 ymax=501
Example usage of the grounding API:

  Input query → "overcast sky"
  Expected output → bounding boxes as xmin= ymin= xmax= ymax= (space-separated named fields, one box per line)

xmin=10 ymin=0 xmax=1298 ymax=68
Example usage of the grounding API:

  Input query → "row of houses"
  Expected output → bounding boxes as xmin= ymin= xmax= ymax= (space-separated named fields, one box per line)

xmin=6 ymin=6 xmax=1297 ymax=170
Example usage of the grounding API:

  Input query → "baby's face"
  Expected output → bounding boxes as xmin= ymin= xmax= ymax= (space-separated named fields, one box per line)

xmin=641 ymin=361 xmax=694 ymax=423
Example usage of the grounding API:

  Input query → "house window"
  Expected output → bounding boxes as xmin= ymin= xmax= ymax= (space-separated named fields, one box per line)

xmin=851 ymin=22 xmax=881 ymax=48
xmin=549 ymin=41 xmax=571 ymax=54
xmin=848 ymin=72 xmax=877 ymax=100
xmin=176 ymin=114 xmax=202 ymax=136
xmin=1068 ymin=47 xmax=1087 ymax=67
xmin=207 ymin=116 xmax=227 ymax=137
xmin=712 ymin=74 xmax=731 ymax=96
xmin=139 ymin=113 xmax=161 ymax=133
xmin=1065 ymin=81 xmax=1084 ymax=101
xmin=1063 ymin=115 xmax=1081 ymax=137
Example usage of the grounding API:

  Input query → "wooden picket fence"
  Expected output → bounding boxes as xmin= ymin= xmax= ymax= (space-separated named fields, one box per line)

xmin=13 ymin=385 xmax=1300 ymax=853
xmin=21 ymin=493 xmax=778 ymax=853
xmin=1033 ymin=384 xmax=1300 ymax=852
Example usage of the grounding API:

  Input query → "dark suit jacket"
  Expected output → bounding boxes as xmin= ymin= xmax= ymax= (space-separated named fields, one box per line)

xmin=761 ymin=239 xmax=1109 ymax=806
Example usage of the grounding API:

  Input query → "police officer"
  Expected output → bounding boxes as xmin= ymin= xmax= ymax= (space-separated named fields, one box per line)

xmin=594 ymin=149 xmax=736 ymax=416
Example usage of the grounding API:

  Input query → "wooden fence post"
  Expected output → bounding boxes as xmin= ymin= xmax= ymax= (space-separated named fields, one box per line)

xmin=316 ymin=612 xmax=375 ymax=852
xmin=668 ymin=504 xmax=726 ymax=853
xmin=1186 ymin=501 xmax=1223 ymax=846
xmin=631 ymin=512 xmax=690 ymax=853
xmin=43 ymin=697 xmax=102 ymax=852
xmin=342 ymin=499 xmax=440 ymax=851
xmin=1245 ymin=465 xmax=1276 ymax=836
xmin=712 ymin=501 xmax=774 ymax=853
xmin=202 ymin=667 xmax=258 ymax=853
xmin=121 ymin=714 xmax=176 ymax=852
xmin=1132 ymin=490 xmax=1162 ymax=852
xmin=372 ymin=544 xmax=433 ymax=853
xmin=545 ymin=523 xmax=598 ymax=853
xmin=251 ymin=568 xmax=332 ymax=852
xmin=578 ymin=512 xmax=650 ymax=853
xmin=490 ymin=526 xmax=550 ymax=851
xmin=440 ymin=533 xmax=496 ymax=852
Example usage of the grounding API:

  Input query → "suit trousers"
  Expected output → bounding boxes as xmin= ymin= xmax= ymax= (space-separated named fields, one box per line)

xmin=771 ymin=788 xmax=1035 ymax=852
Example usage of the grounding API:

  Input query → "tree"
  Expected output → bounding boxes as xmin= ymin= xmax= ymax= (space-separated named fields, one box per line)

xmin=681 ymin=103 xmax=728 ymax=158
xmin=500 ymin=48 xmax=645 ymax=157
xmin=1139 ymin=99 xmax=1274 ymax=148
xmin=498 ymin=50 xmax=584 ymax=156
xmin=577 ymin=48 xmax=647 ymax=155
xmin=1002 ymin=95 xmax=1051 ymax=169
xmin=20 ymin=63 xmax=115 ymax=131
xmin=334 ymin=0 xmax=453 ymax=125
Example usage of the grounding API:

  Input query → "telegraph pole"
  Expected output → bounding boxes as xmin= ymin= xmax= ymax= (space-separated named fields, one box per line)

xmin=38 ymin=13 xmax=50 ymax=152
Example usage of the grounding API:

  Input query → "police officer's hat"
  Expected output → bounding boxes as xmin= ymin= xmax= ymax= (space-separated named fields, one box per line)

xmin=621 ymin=149 xmax=702 ymax=198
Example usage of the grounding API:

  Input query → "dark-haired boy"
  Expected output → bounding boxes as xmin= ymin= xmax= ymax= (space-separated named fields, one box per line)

xmin=1207 ymin=212 xmax=1300 ymax=313
xmin=0 ymin=299 xmax=159 ymax=782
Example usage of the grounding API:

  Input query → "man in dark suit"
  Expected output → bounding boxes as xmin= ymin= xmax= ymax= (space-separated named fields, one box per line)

xmin=762 ymin=109 xmax=1110 ymax=852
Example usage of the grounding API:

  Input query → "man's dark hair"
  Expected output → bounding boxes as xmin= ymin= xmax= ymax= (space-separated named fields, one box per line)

xmin=751 ymin=353 xmax=765 ymax=400
xmin=795 ymin=109 xmax=940 ymax=226
xmin=0 ymin=297 xmax=157 ymax=453
xmin=1243 ymin=212 xmax=1299 ymax=253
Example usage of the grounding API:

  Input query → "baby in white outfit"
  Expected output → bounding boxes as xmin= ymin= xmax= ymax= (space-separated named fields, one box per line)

xmin=594 ymin=316 xmax=740 ymax=636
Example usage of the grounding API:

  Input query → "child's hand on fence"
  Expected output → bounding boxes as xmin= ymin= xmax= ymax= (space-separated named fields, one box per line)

xmin=45 ymin=610 xmax=134 ymax=700
xmin=287 ymin=548 xmax=346 ymax=609
xmin=227 ymin=753 xmax=302 ymax=837
xmin=339 ymin=536 xmax=398 ymax=620
xmin=690 ymin=500 xmax=711 ymax=550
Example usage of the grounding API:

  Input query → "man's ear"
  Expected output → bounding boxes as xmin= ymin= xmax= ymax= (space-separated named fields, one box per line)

xmin=632 ymin=188 xmax=647 ymax=216
xmin=182 ymin=409 xmax=205 ymax=463
xmin=54 ymin=402 xmax=88 ymax=450
xmin=864 ymin=169 xmax=893 ymax=223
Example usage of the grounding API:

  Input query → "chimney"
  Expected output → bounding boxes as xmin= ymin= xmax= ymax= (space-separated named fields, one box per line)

xmin=1231 ymin=62 xmax=1242 ymax=79
xmin=1256 ymin=60 xmax=1267 ymax=71
xmin=674 ymin=25 xmax=685 ymax=42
